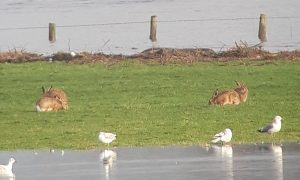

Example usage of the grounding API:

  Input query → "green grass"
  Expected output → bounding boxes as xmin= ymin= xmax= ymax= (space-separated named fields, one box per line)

xmin=0 ymin=60 xmax=300 ymax=150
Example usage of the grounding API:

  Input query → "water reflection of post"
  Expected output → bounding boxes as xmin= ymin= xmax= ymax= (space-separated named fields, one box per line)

xmin=211 ymin=145 xmax=233 ymax=180
xmin=271 ymin=145 xmax=283 ymax=180
xmin=99 ymin=150 xmax=117 ymax=180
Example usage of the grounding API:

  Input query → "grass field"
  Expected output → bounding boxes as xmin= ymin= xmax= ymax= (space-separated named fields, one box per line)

xmin=0 ymin=60 xmax=300 ymax=150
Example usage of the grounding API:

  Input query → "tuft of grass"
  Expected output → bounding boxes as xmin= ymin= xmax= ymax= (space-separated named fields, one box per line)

xmin=0 ymin=60 xmax=300 ymax=150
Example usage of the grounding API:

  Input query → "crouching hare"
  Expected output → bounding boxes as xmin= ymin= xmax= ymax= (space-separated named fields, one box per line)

xmin=42 ymin=86 xmax=68 ymax=103
xmin=36 ymin=86 xmax=68 ymax=112
xmin=234 ymin=80 xmax=248 ymax=103
xmin=209 ymin=80 xmax=248 ymax=106
xmin=36 ymin=96 xmax=67 ymax=112
xmin=209 ymin=89 xmax=241 ymax=105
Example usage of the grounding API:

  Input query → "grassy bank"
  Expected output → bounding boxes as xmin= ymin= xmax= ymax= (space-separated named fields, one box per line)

xmin=0 ymin=60 xmax=300 ymax=150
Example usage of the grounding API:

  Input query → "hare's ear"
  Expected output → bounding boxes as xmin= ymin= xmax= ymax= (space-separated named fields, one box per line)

xmin=235 ymin=80 xmax=243 ymax=87
xmin=47 ymin=85 xmax=53 ymax=91
xmin=235 ymin=80 xmax=241 ymax=87
xmin=42 ymin=86 xmax=46 ymax=93
xmin=239 ymin=81 xmax=245 ymax=88
xmin=243 ymin=82 xmax=247 ymax=87
xmin=214 ymin=89 xmax=219 ymax=96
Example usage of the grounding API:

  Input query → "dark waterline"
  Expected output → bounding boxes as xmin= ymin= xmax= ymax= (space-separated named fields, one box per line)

xmin=0 ymin=144 xmax=300 ymax=180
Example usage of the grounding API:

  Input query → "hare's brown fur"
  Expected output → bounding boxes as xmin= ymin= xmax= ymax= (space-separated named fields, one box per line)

xmin=209 ymin=89 xmax=240 ymax=105
xmin=43 ymin=86 xmax=68 ymax=102
xmin=41 ymin=86 xmax=68 ymax=110
xmin=36 ymin=86 xmax=68 ymax=112
xmin=234 ymin=81 xmax=248 ymax=103
xmin=209 ymin=80 xmax=248 ymax=106
xmin=36 ymin=96 xmax=67 ymax=112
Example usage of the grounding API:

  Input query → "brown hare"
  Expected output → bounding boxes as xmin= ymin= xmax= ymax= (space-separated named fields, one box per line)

xmin=42 ymin=86 xmax=68 ymax=104
xmin=234 ymin=80 xmax=248 ymax=103
xmin=41 ymin=86 xmax=68 ymax=110
xmin=209 ymin=89 xmax=241 ymax=105
xmin=36 ymin=96 xmax=67 ymax=112
xmin=35 ymin=86 xmax=68 ymax=112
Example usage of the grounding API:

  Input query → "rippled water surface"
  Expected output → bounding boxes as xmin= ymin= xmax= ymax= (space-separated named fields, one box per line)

xmin=0 ymin=0 xmax=300 ymax=55
xmin=0 ymin=144 xmax=300 ymax=180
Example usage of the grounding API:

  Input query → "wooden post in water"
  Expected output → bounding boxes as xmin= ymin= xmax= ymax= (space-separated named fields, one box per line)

xmin=149 ymin=15 xmax=157 ymax=42
xmin=49 ymin=22 xmax=56 ymax=43
xmin=258 ymin=14 xmax=267 ymax=42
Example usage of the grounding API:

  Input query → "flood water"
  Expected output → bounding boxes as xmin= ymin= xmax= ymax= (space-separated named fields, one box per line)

xmin=0 ymin=0 xmax=300 ymax=55
xmin=0 ymin=144 xmax=300 ymax=180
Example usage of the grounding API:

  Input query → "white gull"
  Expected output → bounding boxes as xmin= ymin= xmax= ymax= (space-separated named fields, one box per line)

xmin=211 ymin=128 xmax=232 ymax=144
xmin=99 ymin=132 xmax=117 ymax=147
xmin=258 ymin=115 xmax=282 ymax=134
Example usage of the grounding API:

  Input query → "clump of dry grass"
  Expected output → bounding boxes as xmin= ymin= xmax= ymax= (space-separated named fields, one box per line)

xmin=50 ymin=51 xmax=126 ymax=64
xmin=1 ymin=43 xmax=300 ymax=64
xmin=215 ymin=41 xmax=271 ymax=60
xmin=0 ymin=49 xmax=42 ymax=63
xmin=129 ymin=48 xmax=216 ymax=63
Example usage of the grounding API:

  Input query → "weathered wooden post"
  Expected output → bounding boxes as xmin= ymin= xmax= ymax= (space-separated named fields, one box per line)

xmin=149 ymin=15 xmax=157 ymax=42
xmin=258 ymin=14 xmax=267 ymax=42
xmin=49 ymin=22 xmax=56 ymax=43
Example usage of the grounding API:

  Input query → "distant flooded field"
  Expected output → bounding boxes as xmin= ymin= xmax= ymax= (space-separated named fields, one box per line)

xmin=0 ymin=0 xmax=299 ymax=55
xmin=1 ymin=144 xmax=300 ymax=180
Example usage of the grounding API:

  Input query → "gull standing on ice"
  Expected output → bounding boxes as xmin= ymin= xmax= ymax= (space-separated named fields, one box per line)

xmin=211 ymin=128 xmax=232 ymax=144
xmin=258 ymin=115 xmax=282 ymax=134
xmin=0 ymin=158 xmax=16 ymax=177
xmin=99 ymin=132 xmax=117 ymax=147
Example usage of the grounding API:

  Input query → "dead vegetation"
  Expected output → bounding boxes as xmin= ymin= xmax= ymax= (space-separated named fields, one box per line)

xmin=53 ymin=52 xmax=126 ymax=64
xmin=1 ymin=42 xmax=300 ymax=64
xmin=0 ymin=49 xmax=43 ymax=63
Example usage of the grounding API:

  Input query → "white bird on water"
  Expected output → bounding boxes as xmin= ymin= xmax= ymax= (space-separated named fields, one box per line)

xmin=258 ymin=115 xmax=282 ymax=134
xmin=0 ymin=158 xmax=16 ymax=177
xmin=99 ymin=132 xmax=117 ymax=147
xmin=211 ymin=128 xmax=232 ymax=144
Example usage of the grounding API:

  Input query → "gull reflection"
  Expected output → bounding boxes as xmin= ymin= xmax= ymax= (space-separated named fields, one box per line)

xmin=99 ymin=149 xmax=117 ymax=180
xmin=0 ymin=158 xmax=16 ymax=180
xmin=258 ymin=144 xmax=283 ymax=180
xmin=211 ymin=145 xmax=233 ymax=180
xmin=271 ymin=145 xmax=283 ymax=180
xmin=211 ymin=145 xmax=233 ymax=158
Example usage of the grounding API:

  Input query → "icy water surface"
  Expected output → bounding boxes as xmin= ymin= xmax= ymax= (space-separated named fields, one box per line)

xmin=0 ymin=0 xmax=299 ymax=55
xmin=0 ymin=144 xmax=300 ymax=180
